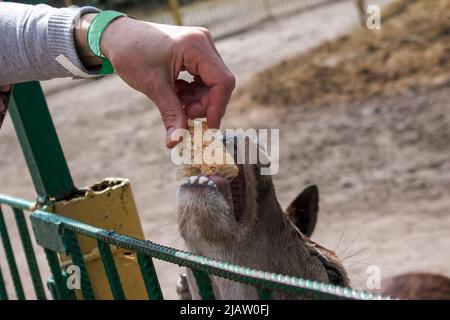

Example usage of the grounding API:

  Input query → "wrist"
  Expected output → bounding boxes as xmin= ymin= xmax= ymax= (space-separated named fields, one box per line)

xmin=100 ymin=16 xmax=133 ymax=62
xmin=74 ymin=13 xmax=102 ymax=68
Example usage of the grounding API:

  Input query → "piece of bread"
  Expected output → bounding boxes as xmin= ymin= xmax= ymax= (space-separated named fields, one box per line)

xmin=178 ymin=120 xmax=239 ymax=179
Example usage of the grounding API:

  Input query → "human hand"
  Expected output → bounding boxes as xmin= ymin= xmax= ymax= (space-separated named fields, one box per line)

xmin=76 ymin=14 xmax=235 ymax=148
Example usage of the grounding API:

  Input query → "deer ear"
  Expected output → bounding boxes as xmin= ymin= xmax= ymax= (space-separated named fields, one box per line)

xmin=285 ymin=185 xmax=319 ymax=237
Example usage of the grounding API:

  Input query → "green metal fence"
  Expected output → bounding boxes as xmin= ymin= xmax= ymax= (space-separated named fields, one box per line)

xmin=0 ymin=194 xmax=386 ymax=300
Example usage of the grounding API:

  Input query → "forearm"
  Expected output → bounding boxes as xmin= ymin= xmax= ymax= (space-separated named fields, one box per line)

xmin=0 ymin=3 xmax=100 ymax=86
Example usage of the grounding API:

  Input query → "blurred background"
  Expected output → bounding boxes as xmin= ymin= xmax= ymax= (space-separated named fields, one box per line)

xmin=0 ymin=0 xmax=449 ymax=299
xmin=49 ymin=0 xmax=336 ymax=39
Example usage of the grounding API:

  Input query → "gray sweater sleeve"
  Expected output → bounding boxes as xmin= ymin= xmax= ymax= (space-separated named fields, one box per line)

xmin=0 ymin=3 xmax=102 ymax=86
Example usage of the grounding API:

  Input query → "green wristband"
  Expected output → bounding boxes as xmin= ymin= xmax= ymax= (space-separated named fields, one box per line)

xmin=86 ymin=10 xmax=126 ymax=75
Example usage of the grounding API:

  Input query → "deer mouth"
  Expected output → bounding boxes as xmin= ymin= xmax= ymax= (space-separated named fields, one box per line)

xmin=181 ymin=164 xmax=249 ymax=225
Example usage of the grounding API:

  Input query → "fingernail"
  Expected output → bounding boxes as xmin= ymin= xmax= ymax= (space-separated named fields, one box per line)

xmin=166 ymin=127 xmax=185 ymax=148
xmin=166 ymin=127 xmax=175 ymax=148
xmin=167 ymin=127 xmax=175 ymax=137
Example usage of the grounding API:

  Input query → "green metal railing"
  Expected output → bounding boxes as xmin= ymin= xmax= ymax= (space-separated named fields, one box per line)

xmin=0 ymin=194 xmax=387 ymax=300
xmin=0 ymin=198 xmax=46 ymax=300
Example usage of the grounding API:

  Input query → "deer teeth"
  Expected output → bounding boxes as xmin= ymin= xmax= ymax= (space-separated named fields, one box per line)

xmin=186 ymin=175 xmax=217 ymax=188
xmin=207 ymin=180 xmax=216 ymax=187
xmin=188 ymin=176 xmax=198 ymax=184
xmin=198 ymin=176 xmax=209 ymax=184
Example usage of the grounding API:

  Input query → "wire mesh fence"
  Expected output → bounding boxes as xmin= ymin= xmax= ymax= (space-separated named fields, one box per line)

xmin=130 ymin=0 xmax=337 ymax=39
xmin=50 ymin=0 xmax=337 ymax=39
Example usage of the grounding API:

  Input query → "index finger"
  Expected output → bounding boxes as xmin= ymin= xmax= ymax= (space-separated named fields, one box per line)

xmin=183 ymin=41 xmax=236 ymax=128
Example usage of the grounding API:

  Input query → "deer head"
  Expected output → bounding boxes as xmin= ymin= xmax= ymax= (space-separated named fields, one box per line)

xmin=176 ymin=136 xmax=349 ymax=299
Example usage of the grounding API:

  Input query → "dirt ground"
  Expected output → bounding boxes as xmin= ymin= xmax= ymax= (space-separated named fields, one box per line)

xmin=247 ymin=0 xmax=450 ymax=107
xmin=1 ymin=0 xmax=449 ymax=300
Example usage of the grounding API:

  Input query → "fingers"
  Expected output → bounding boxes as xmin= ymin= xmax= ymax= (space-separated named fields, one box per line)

xmin=154 ymin=27 xmax=235 ymax=143
xmin=174 ymin=79 xmax=191 ymax=93
xmin=181 ymin=32 xmax=236 ymax=129
xmin=149 ymin=81 xmax=187 ymax=149
xmin=185 ymin=102 xmax=207 ymax=119
xmin=179 ymin=85 xmax=208 ymax=106
xmin=194 ymin=27 xmax=223 ymax=61
xmin=198 ymin=55 xmax=235 ymax=128
xmin=176 ymin=78 xmax=209 ymax=118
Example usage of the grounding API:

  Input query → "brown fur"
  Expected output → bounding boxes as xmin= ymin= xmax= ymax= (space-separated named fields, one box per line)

xmin=381 ymin=273 xmax=450 ymax=300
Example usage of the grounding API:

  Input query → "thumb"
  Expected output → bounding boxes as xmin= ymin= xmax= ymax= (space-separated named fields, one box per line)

xmin=154 ymin=83 xmax=187 ymax=148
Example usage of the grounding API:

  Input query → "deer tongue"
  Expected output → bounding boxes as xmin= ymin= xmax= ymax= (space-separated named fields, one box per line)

xmin=209 ymin=173 xmax=245 ymax=223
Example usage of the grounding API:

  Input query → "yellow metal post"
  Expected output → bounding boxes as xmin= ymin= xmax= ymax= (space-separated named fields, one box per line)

xmin=48 ymin=178 xmax=148 ymax=299
xmin=169 ymin=0 xmax=183 ymax=26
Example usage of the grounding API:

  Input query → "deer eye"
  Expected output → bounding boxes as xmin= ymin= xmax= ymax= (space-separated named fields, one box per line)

xmin=316 ymin=254 xmax=347 ymax=287
xmin=326 ymin=267 xmax=346 ymax=286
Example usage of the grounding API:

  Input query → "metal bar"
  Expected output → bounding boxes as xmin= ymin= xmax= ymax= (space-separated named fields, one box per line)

xmin=96 ymin=240 xmax=126 ymax=300
xmin=44 ymin=249 xmax=70 ymax=300
xmin=62 ymin=230 xmax=95 ymax=300
xmin=136 ymin=252 xmax=164 ymax=300
xmin=9 ymin=82 xmax=75 ymax=202
xmin=192 ymin=270 xmax=216 ymax=300
xmin=0 ymin=265 xmax=8 ymax=300
xmin=0 ymin=194 xmax=33 ymax=211
xmin=26 ymin=208 xmax=385 ymax=300
xmin=257 ymin=287 xmax=274 ymax=300
xmin=46 ymin=277 xmax=60 ymax=300
xmin=0 ymin=206 xmax=25 ymax=300
xmin=13 ymin=208 xmax=47 ymax=300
